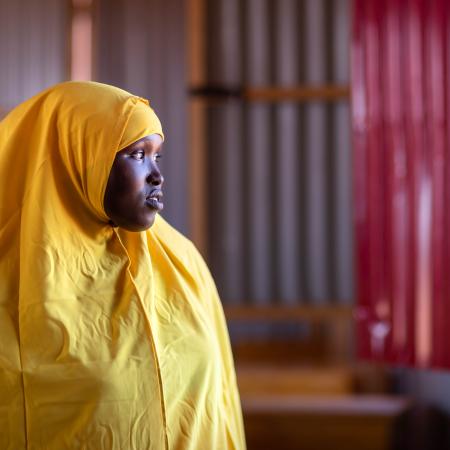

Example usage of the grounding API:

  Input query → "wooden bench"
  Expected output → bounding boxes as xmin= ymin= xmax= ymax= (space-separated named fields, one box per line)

xmin=242 ymin=393 xmax=411 ymax=450
xmin=225 ymin=306 xmax=411 ymax=450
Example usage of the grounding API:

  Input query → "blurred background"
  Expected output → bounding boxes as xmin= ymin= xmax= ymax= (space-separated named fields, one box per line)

xmin=1 ymin=0 xmax=450 ymax=448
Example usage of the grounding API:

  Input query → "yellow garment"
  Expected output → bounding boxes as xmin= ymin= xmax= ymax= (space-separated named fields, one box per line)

xmin=0 ymin=81 xmax=245 ymax=450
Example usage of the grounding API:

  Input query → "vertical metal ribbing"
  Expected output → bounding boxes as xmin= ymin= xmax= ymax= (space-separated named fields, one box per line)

xmin=332 ymin=102 xmax=352 ymax=303
xmin=157 ymin=0 xmax=189 ymax=235
xmin=273 ymin=0 xmax=301 ymax=304
xmin=0 ymin=0 xmax=67 ymax=110
xmin=95 ymin=0 xmax=126 ymax=87
xmin=332 ymin=0 xmax=353 ymax=304
xmin=123 ymin=0 xmax=153 ymax=97
xmin=0 ymin=1 xmax=8 ymax=110
xmin=304 ymin=0 xmax=331 ymax=303
xmin=207 ymin=0 xmax=244 ymax=302
xmin=244 ymin=0 xmax=273 ymax=304
xmin=222 ymin=0 xmax=245 ymax=303
xmin=47 ymin=0 xmax=68 ymax=87
xmin=0 ymin=0 xmax=18 ymax=107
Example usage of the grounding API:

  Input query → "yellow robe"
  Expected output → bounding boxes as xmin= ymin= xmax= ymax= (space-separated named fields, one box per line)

xmin=0 ymin=81 xmax=245 ymax=449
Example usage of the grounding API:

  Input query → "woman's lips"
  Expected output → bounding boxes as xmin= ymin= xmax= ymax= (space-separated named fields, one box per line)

xmin=145 ymin=191 xmax=164 ymax=211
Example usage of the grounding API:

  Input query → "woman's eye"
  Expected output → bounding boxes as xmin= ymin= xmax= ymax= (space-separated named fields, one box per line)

xmin=131 ymin=150 xmax=145 ymax=160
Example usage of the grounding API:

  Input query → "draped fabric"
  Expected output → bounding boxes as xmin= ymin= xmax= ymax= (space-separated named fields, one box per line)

xmin=0 ymin=81 xmax=245 ymax=449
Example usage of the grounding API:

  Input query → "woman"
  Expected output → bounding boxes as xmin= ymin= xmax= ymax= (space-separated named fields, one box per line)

xmin=0 ymin=81 xmax=245 ymax=449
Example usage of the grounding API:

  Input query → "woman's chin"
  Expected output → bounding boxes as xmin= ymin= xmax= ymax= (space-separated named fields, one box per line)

xmin=109 ymin=211 xmax=157 ymax=232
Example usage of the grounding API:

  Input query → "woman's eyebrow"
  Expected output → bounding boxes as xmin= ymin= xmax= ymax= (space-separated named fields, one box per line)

xmin=149 ymin=141 xmax=163 ymax=153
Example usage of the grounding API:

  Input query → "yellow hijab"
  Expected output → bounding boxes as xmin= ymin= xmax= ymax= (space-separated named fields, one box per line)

xmin=0 ymin=82 xmax=245 ymax=449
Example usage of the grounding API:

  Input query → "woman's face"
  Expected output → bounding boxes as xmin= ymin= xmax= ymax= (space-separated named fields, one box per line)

xmin=104 ymin=134 xmax=164 ymax=231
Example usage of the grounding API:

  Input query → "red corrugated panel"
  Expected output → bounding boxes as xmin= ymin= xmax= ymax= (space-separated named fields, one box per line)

xmin=353 ymin=0 xmax=450 ymax=369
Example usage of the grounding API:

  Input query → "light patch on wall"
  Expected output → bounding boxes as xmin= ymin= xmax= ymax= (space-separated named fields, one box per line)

xmin=415 ymin=177 xmax=433 ymax=367
xmin=71 ymin=0 xmax=93 ymax=80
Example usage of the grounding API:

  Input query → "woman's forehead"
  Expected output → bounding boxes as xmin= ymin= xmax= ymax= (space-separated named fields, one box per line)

xmin=119 ymin=134 xmax=164 ymax=153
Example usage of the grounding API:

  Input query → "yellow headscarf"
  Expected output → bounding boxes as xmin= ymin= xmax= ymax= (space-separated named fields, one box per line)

xmin=0 ymin=82 xmax=245 ymax=449
xmin=119 ymin=100 xmax=164 ymax=150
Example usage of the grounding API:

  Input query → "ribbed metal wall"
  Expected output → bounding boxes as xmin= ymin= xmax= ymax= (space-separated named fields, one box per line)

xmin=0 ymin=0 xmax=67 ymax=113
xmin=207 ymin=0 xmax=353 ymax=305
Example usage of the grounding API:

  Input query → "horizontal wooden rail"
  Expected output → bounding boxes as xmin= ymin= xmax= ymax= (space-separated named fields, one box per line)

xmin=246 ymin=85 xmax=350 ymax=102
xmin=241 ymin=394 xmax=411 ymax=415
xmin=224 ymin=305 xmax=353 ymax=322
xmin=189 ymin=84 xmax=350 ymax=103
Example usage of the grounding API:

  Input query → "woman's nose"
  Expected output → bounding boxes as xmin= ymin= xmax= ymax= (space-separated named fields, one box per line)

xmin=147 ymin=165 xmax=164 ymax=186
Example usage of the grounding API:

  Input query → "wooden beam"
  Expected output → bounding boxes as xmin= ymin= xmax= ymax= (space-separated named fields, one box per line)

xmin=189 ymin=84 xmax=350 ymax=103
xmin=244 ymin=85 xmax=350 ymax=102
